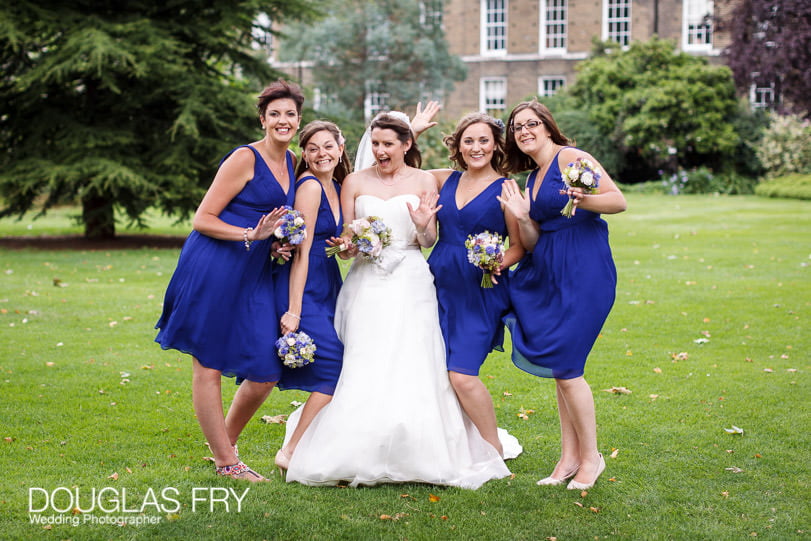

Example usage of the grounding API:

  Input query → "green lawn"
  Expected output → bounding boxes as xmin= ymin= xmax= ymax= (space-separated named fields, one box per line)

xmin=1 ymin=194 xmax=808 ymax=540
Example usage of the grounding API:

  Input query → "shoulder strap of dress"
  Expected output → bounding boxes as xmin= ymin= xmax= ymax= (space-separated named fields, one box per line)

xmin=295 ymin=175 xmax=320 ymax=190
xmin=218 ymin=144 xmax=258 ymax=167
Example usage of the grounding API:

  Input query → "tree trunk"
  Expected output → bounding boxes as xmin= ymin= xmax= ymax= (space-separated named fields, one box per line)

xmin=82 ymin=194 xmax=116 ymax=240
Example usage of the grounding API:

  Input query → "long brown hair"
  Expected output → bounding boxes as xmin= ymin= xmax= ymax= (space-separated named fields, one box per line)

xmin=294 ymin=120 xmax=352 ymax=184
xmin=443 ymin=112 xmax=509 ymax=176
xmin=370 ymin=114 xmax=422 ymax=169
xmin=504 ymin=100 xmax=572 ymax=174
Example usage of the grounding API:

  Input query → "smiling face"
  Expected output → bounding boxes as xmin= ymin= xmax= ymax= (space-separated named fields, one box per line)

xmin=371 ymin=127 xmax=410 ymax=173
xmin=303 ymin=129 xmax=343 ymax=177
xmin=459 ymin=122 xmax=496 ymax=171
xmin=261 ymin=98 xmax=300 ymax=145
xmin=511 ymin=109 xmax=547 ymax=156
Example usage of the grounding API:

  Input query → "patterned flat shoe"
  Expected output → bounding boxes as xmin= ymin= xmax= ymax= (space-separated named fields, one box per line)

xmin=215 ymin=461 xmax=267 ymax=482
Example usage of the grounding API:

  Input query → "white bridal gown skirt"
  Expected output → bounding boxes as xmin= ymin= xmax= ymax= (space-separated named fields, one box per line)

xmin=283 ymin=195 xmax=518 ymax=489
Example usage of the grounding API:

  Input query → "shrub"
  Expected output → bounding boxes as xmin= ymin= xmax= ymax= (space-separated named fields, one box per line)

xmin=756 ymin=113 xmax=811 ymax=178
xmin=755 ymin=173 xmax=811 ymax=200
xmin=658 ymin=166 xmax=757 ymax=195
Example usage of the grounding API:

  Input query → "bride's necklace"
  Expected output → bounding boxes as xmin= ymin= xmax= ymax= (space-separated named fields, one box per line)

xmin=375 ymin=165 xmax=401 ymax=186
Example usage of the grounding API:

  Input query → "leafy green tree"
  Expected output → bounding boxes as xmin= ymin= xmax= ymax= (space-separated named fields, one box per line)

xmin=569 ymin=37 xmax=740 ymax=179
xmin=0 ymin=1 xmax=320 ymax=239
xmin=278 ymin=0 xmax=466 ymax=122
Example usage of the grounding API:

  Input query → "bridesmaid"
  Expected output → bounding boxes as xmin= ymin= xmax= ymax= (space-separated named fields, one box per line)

xmin=414 ymin=106 xmax=524 ymax=456
xmin=155 ymin=79 xmax=304 ymax=481
xmin=498 ymin=99 xmax=626 ymax=490
xmin=274 ymin=120 xmax=350 ymax=471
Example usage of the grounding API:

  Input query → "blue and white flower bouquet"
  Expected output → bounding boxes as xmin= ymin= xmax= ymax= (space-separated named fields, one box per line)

xmin=326 ymin=216 xmax=392 ymax=260
xmin=560 ymin=157 xmax=601 ymax=218
xmin=273 ymin=206 xmax=306 ymax=264
xmin=275 ymin=331 xmax=317 ymax=368
xmin=464 ymin=230 xmax=505 ymax=288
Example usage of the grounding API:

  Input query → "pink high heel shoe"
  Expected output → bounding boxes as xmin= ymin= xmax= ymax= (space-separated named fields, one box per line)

xmin=567 ymin=454 xmax=605 ymax=490
xmin=536 ymin=464 xmax=580 ymax=486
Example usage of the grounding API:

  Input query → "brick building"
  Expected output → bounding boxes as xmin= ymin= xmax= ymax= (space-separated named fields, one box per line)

xmin=271 ymin=1 xmax=754 ymax=121
xmin=440 ymin=0 xmax=736 ymax=118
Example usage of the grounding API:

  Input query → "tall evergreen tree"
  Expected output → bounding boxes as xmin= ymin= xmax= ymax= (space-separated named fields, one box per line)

xmin=0 ymin=1 xmax=320 ymax=239
xmin=279 ymin=0 xmax=465 ymax=122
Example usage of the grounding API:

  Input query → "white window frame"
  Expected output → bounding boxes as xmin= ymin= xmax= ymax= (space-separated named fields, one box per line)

xmin=540 ymin=0 xmax=568 ymax=55
xmin=364 ymin=82 xmax=389 ymax=123
xmin=480 ymin=0 xmax=508 ymax=56
xmin=749 ymin=82 xmax=775 ymax=110
xmin=479 ymin=77 xmax=507 ymax=116
xmin=683 ymin=0 xmax=714 ymax=51
xmin=420 ymin=0 xmax=444 ymax=29
xmin=603 ymin=0 xmax=631 ymax=47
xmin=538 ymin=76 xmax=566 ymax=97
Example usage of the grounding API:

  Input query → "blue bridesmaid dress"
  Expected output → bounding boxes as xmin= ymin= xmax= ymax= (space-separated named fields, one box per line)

xmin=505 ymin=148 xmax=617 ymax=379
xmin=154 ymin=146 xmax=294 ymax=382
xmin=276 ymin=177 xmax=344 ymax=394
xmin=428 ymin=171 xmax=510 ymax=375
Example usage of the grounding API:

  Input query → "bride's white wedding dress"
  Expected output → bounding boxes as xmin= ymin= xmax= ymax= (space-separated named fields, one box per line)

xmin=283 ymin=194 xmax=518 ymax=489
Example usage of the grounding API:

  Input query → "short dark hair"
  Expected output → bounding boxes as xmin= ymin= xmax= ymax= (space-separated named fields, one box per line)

xmin=257 ymin=79 xmax=304 ymax=117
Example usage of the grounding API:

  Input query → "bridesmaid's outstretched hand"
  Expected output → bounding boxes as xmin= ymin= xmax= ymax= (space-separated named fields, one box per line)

xmin=497 ymin=179 xmax=530 ymax=222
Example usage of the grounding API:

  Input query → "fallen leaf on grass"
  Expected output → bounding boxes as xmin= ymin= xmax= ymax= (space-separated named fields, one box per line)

xmin=725 ymin=467 xmax=744 ymax=473
xmin=653 ymin=367 xmax=662 ymax=373
xmin=603 ymin=386 xmax=632 ymax=394
xmin=589 ymin=507 xmax=600 ymax=513
xmin=694 ymin=338 xmax=709 ymax=344
xmin=108 ymin=472 xmax=119 ymax=481
xmin=517 ymin=407 xmax=535 ymax=420
xmin=573 ymin=501 xmax=583 ymax=507
xmin=724 ymin=425 xmax=744 ymax=435
xmin=721 ymin=491 xmax=729 ymax=498
xmin=260 ymin=415 xmax=287 ymax=424
xmin=428 ymin=494 xmax=440 ymax=502
xmin=763 ymin=368 xmax=774 ymax=373
xmin=609 ymin=448 xmax=619 ymax=459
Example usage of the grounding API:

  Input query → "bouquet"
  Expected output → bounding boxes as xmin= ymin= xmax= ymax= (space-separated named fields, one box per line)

xmin=560 ymin=157 xmax=601 ymax=218
xmin=275 ymin=331 xmax=317 ymax=368
xmin=273 ymin=206 xmax=306 ymax=264
xmin=326 ymin=216 xmax=391 ymax=260
xmin=464 ymin=231 xmax=505 ymax=288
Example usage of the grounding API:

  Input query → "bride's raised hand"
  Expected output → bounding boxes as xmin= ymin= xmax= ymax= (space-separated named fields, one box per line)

xmin=406 ymin=191 xmax=442 ymax=232
xmin=411 ymin=101 xmax=441 ymax=138
xmin=497 ymin=178 xmax=530 ymax=221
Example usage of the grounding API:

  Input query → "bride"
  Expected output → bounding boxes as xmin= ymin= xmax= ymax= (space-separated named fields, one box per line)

xmin=281 ymin=113 xmax=514 ymax=488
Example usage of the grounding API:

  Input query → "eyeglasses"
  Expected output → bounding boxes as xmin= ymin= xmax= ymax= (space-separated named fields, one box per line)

xmin=510 ymin=120 xmax=542 ymax=133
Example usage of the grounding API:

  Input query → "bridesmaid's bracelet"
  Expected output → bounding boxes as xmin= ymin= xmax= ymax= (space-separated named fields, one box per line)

xmin=243 ymin=227 xmax=254 ymax=251
xmin=284 ymin=312 xmax=300 ymax=320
